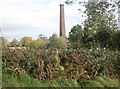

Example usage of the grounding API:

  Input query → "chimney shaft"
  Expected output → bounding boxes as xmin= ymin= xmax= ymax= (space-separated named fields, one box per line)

xmin=60 ymin=4 xmax=66 ymax=37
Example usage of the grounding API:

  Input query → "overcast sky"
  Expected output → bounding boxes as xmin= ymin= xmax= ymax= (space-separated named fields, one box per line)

xmin=0 ymin=0 xmax=86 ymax=41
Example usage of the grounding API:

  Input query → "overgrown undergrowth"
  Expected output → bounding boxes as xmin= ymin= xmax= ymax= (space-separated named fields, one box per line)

xmin=2 ymin=47 xmax=120 ymax=88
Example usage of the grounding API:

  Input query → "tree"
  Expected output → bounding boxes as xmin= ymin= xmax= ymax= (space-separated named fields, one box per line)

xmin=38 ymin=34 xmax=49 ymax=46
xmin=65 ymin=0 xmax=118 ymax=49
xmin=95 ymin=29 xmax=112 ymax=48
xmin=9 ymin=38 xmax=20 ymax=47
xmin=111 ymin=30 xmax=120 ymax=50
xmin=84 ymin=2 xmax=117 ymax=48
xmin=48 ymin=33 xmax=67 ymax=49
xmin=20 ymin=37 xmax=33 ymax=48
xmin=31 ymin=36 xmax=49 ymax=49
xmin=58 ymin=36 xmax=67 ymax=48
xmin=84 ymin=2 xmax=117 ymax=31
xmin=38 ymin=34 xmax=47 ymax=39
xmin=68 ymin=24 xmax=83 ymax=48
xmin=0 ymin=36 xmax=8 ymax=49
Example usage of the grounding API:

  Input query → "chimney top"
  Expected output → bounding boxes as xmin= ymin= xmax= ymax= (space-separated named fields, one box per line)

xmin=60 ymin=4 xmax=64 ymax=6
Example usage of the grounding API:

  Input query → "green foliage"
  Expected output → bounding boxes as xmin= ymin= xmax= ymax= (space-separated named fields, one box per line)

xmin=31 ymin=37 xmax=49 ymax=49
xmin=2 ymin=73 xmax=79 ymax=87
xmin=2 ymin=74 xmax=42 ymax=87
xmin=48 ymin=33 xmax=67 ymax=49
xmin=9 ymin=38 xmax=20 ymax=47
xmin=2 ymin=47 xmax=119 ymax=81
xmin=1 ymin=1 xmax=120 ymax=87
xmin=2 ymin=42 xmax=119 ymax=87
xmin=20 ymin=37 xmax=33 ymax=48
xmin=69 ymin=24 xmax=83 ymax=48
xmin=2 ymin=74 xmax=118 ymax=87
xmin=66 ymin=1 xmax=119 ymax=50
xmin=83 ymin=2 xmax=117 ymax=48
xmin=16 ymin=34 xmax=66 ymax=49
xmin=95 ymin=29 xmax=111 ymax=47
xmin=84 ymin=2 xmax=117 ymax=30
xmin=111 ymin=30 xmax=120 ymax=50
xmin=0 ymin=36 xmax=8 ymax=49
xmin=79 ymin=76 xmax=118 ymax=88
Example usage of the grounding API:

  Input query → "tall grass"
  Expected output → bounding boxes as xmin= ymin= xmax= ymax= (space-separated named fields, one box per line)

xmin=2 ymin=74 xmax=79 ymax=87
xmin=2 ymin=73 xmax=119 ymax=88
xmin=79 ymin=76 xmax=119 ymax=88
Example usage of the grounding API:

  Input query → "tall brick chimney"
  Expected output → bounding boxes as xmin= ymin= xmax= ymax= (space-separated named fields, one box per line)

xmin=60 ymin=4 xmax=66 ymax=37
